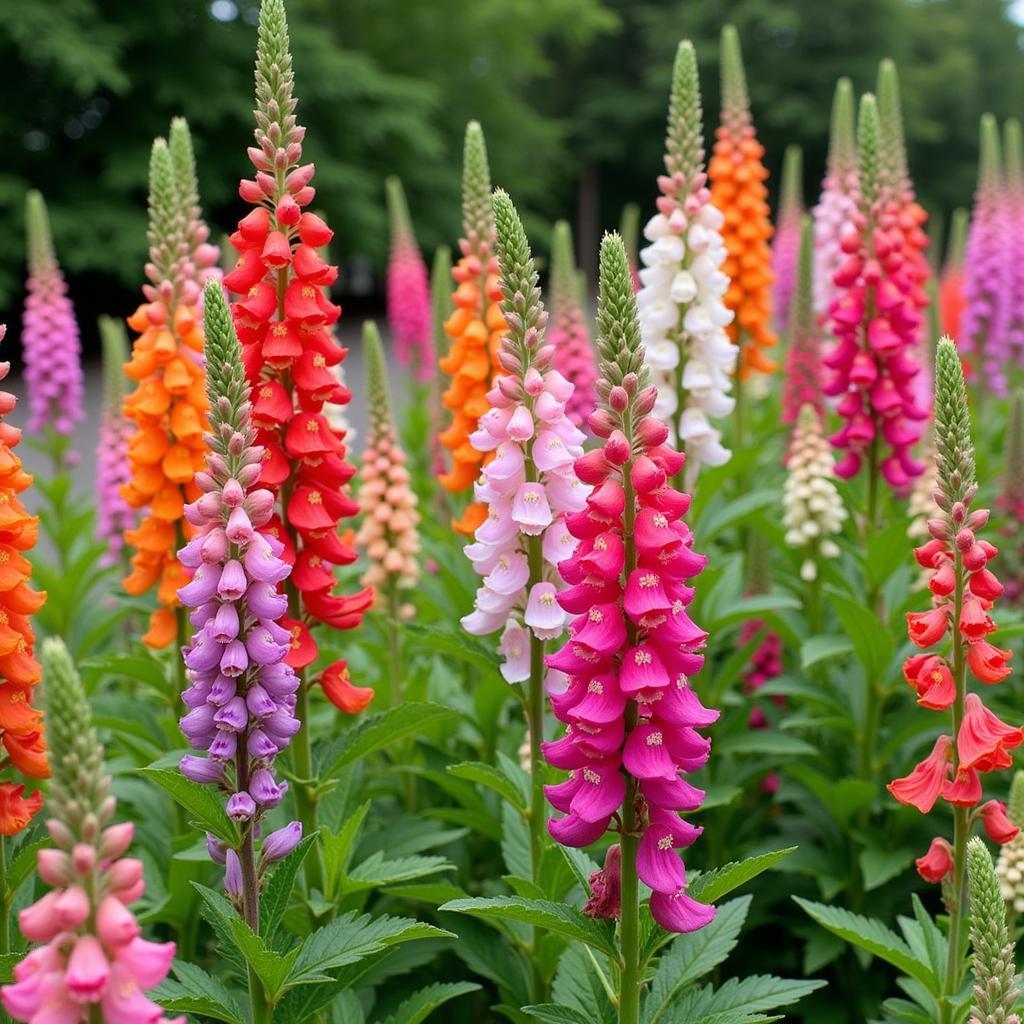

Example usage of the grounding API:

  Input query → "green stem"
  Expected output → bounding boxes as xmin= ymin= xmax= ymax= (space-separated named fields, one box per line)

xmin=386 ymin=581 xmax=416 ymax=812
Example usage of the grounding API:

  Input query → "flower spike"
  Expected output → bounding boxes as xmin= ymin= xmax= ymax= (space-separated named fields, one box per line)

xmin=772 ymin=144 xmax=804 ymax=334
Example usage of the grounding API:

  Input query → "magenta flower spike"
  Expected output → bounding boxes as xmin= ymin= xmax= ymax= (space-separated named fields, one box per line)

xmin=772 ymin=145 xmax=804 ymax=334
xmin=386 ymin=176 xmax=434 ymax=381
xmin=781 ymin=217 xmax=822 ymax=423
xmin=998 ymin=118 xmax=1024 ymax=375
xmin=21 ymin=191 xmax=85 ymax=441
xmin=544 ymin=232 xmax=717 ymax=938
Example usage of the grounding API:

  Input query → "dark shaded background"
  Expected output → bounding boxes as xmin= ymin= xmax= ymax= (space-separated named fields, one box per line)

xmin=1 ymin=0 xmax=1022 ymax=358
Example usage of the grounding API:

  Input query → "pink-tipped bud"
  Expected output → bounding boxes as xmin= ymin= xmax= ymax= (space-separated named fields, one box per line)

xmin=604 ymin=431 xmax=631 ymax=466
xmin=634 ymin=385 xmax=659 ymax=417
xmin=285 ymin=163 xmax=315 ymax=192
xmin=609 ymin=387 xmax=629 ymax=412
xmin=71 ymin=844 xmax=96 ymax=875
xmin=104 ymin=858 xmax=144 ymax=898
xmin=588 ymin=408 xmax=617 ymax=438
xmin=966 ymin=508 xmax=990 ymax=530
xmin=276 ymin=193 xmax=301 ymax=225
xmin=523 ymin=368 xmax=544 ymax=396
xmin=951 ymin=502 xmax=966 ymax=525
xmin=222 ymin=478 xmax=244 ymax=508
xmin=54 ymin=886 xmax=91 ymax=930
xmin=98 ymin=822 xmax=135 ymax=860
xmin=635 ymin=417 xmax=669 ymax=448
xmin=955 ymin=528 xmax=975 ymax=551
xmin=239 ymin=178 xmax=264 ymax=203
xmin=962 ymin=544 xmax=989 ymax=572
xmin=96 ymin=896 xmax=140 ymax=949
xmin=18 ymin=891 xmax=61 ymax=942
xmin=36 ymin=850 xmax=73 ymax=888
xmin=927 ymin=518 xmax=951 ymax=541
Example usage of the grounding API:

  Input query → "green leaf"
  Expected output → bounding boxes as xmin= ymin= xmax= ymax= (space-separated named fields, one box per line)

xmin=448 ymin=761 xmax=526 ymax=810
xmin=323 ymin=702 xmax=459 ymax=779
xmin=551 ymin=942 xmax=616 ymax=1024
xmin=522 ymin=1007 xmax=595 ymax=1024
xmin=346 ymin=852 xmax=452 ymax=893
xmin=6 ymin=840 xmax=48 ymax=896
xmin=440 ymin=896 xmax=617 ymax=959
xmin=643 ymin=897 xmax=751 ymax=1023
xmin=800 ymin=635 xmax=854 ymax=671
xmin=260 ymin=832 xmax=318 ymax=944
xmin=151 ymin=961 xmax=246 ymax=1024
xmin=0 ymin=952 xmax=21 ymax=984
xmin=860 ymin=844 xmax=915 ymax=891
xmin=142 ymin=767 xmax=240 ymax=846
xmin=787 ymin=768 xmax=877 ymax=826
xmin=404 ymin=624 xmax=500 ymax=674
xmin=378 ymin=981 xmax=481 ymax=1024
xmin=793 ymin=897 xmax=938 ymax=991
xmin=865 ymin=519 xmax=914 ymax=590
xmin=697 ymin=489 xmax=777 ymax=543
xmin=698 ymin=974 xmax=826 ymax=1017
xmin=688 ymin=848 xmax=796 ymax=903
xmin=322 ymin=801 xmax=371 ymax=899
xmin=828 ymin=590 xmax=895 ymax=682
xmin=715 ymin=732 xmax=816 ymax=756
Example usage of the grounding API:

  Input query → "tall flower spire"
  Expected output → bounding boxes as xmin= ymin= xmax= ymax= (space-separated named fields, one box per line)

xmin=168 ymin=117 xmax=221 ymax=290
xmin=710 ymin=25 xmax=776 ymax=377
xmin=121 ymin=135 xmax=210 ymax=649
xmin=21 ymin=191 xmax=85 ymax=443
xmin=638 ymin=39 xmax=736 ymax=482
xmin=0 ymin=323 xmax=47 ymax=837
xmin=939 ymin=206 xmax=969 ymax=341
xmin=998 ymin=117 xmax=1024 ymax=373
xmin=961 ymin=115 xmax=1007 ymax=392
xmin=812 ymin=77 xmax=858 ymax=318
xmin=438 ymin=121 xmax=504 ymax=535
xmin=781 ymin=216 xmax=822 ymax=422
xmin=545 ymin=231 xmax=717 ymax=949
xmin=2 ymin=639 xmax=180 ymax=1024
xmin=772 ymin=144 xmax=804 ymax=334
xmin=998 ymin=389 xmax=1024 ymax=606
xmin=548 ymin=220 xmax=597 ymax=428
xmin=386 ymin=176 xmax=434 ymax=380
xmin=95 ymin=316 xmax=136 ymax=567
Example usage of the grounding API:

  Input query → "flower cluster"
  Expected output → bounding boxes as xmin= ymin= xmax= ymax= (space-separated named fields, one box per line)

xmin=548 ymin=220 xmax=597 ymax=429
xmin=0 ymin=322 xmax=48 ymax=835
xmin=782 ymin=406 xmax=846 ymax=581
xmin=2 ymin=638 xmax=180 ymax=1024
xmin=438 ymin=121 xmax=505 ymax=535
xmin=21 ymin=191 xmax=85 ymax=440
xmin=122 ymin=128 xmax=215 ymax=648
xmin=357 ymin=322 xmax=421 ymax=624
xmin=823 ymin=93 xmax=927 ymax=487
xmin=781 ymin=217 xmax=823 ymax=423
xmin=999 ymin=119 xmax=1024 ymax=376
xmin=386 ymin=176 xmax=434 ymax=381
xmin=740 ymin=615 xmax=783 ymax=792
xmin=638 ymin=40 xmax=736 ymax=480
xmin=224 ymin=0 xmax=372 ymax=673
xmin=461 ymin=192 xmax=589 ymax=681
xmin=771 ymin=145 xmax=804 ymax=334
xmin=812 ymin=78 xmax=859 ymax=318
xmin=544 ymin=232 xmax=717 ymax=934
xmin=96 ymin=317 xmax=137 ymax=567
xmin=889 ymin=340 xmax=1021 ymax=883
xmin=709 ymin=26 xmax=777 ymax=377
xmin=177 ymin=283 xmax=302 ymax=871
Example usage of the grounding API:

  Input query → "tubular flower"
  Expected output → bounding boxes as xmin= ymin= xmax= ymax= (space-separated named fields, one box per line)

xmin=709 ymin=25 xmax=776 ymax=377
xmin=997 ymin=391 xmax=1024 ymax=606
xmin=21 ymin=191 xmax=85 ymax=439
xmin=544 ymin=232 xmax=717 ymax=934
xmin=548 ymin=220 xmax=597 ymax=430
xmin=772 ymin=145 xmax=804 ymax=335
xmin=781 ymin=217 xmax=823 ymax=423
xmin=2 ymin=639 xmax=182 ymax=1024
xmin=638 ymin=40 xmax=736 ymax=480
xmin=356 ymin=322 xmax=420 ymax=627
xmin=438 ymin=121 xmax=505 ymax=535
xmin=888 ymin=339 xmax=1021 ymax=879
xmin=177 ymin=283 xmax=301 ymax=878
xmin=823 ymin=93 xmax=927 ymax=488
xmin=223 ymin=0 xmax=372 ymax=657
xmin=961 ymin=115 xmax=1007 ymax=392
xmin=782 ymin=406 xmax=846 ymax=581
xmin=460 ymin=192 xmax=589 ymax=681
xmin=0 ymin=323 xmax=48 ymax=832
xmin=812 ymin=78 xmax=858 ymax=318
xmin=122 ymin=131 xmax=214 ymax=648
xmin=386 ymin=176 xmax=433 ymax=380
xmin=995 ymin=771 xmax=1024 ymax=913
xmin=939 ymin=207 xmax=969 ymax=342
xmin=96 ymin=317 xmax=137 ymax=567
xmin=999 ymin=119 xmax=1024 ymax=374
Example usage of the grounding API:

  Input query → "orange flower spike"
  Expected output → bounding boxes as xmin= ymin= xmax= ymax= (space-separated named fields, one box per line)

xmin=709 ymin=26 xmax=778 ymax=378
xmin=438 ymin=121 xmax=505 ymax=534
xmin=121 ymin=125 xmax=218 ymax=649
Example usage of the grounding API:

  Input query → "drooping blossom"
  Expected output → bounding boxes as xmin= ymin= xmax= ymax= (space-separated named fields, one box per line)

xmin=638 ymin=40 xmax=736 ymax=481
xmin=782 ymin=406 xmax=846 ymax=582
xmin=888 ymin=340 xmax=1021 ymax=889
xmin=548 ymin=220 xmax=597 ymax=429
xmin=997 ymin=391 xmax=1024 ymax=606
xmin=781 ymin=217 xmax=822 ymax=423
xmin=460 ymin=191 xmax=589 ymax=683
xmin=772 ymin=144 xmax=804 ymax=335
xmin=939 ymin=207 xmax=968 ymax=342
xmin=223 ymin=0 xmax=372 ymax=687
xmin=386 ymin=176 xmax=434 ymax=380
xmin=122 ymin=129 xmax=214 ymax=648
xmin=21 ymin=191 xmax=84 ymax=440
xmin=823 ymin=93 xmax=927 ymax=490
xmin=812 ymin=78 xmax=858 ymax=318
xmin=178 ymin=282 xmax=302 ymax=886
xmin=438 ymin=121 xmax=505 ymax=535
xmin=999 ymin=118 xmax=1024 ymax=375
xmin=96 ymin=317 xmax=137 ymax=567
xmin=357 ymin=321 xmax=420 ymax=628
xmin=0 ymin=322 xmax=48 ymax=835
xmin=960 ymin=115 xmax=1007 ymax=393
xmin=709 ymin=25 xmax=777 ymax=377
xmin=2 ymin=638 xmax=181 ymax=1024
xmin=544 ymin=231 xmax=717 ymax=934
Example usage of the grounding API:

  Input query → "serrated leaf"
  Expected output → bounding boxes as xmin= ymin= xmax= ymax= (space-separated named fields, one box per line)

xmin=449 ymin=761 xmax=525 ymax=810
xmin=346 ymin=852 xmax=452 ymax=893
xmin=151 ymin=961 xmax=246 ymax=1024
xmin=793 ymin=897 xmax=938 ymax=991
xmin=522 ymin=1006 xmax=595 ymax=1024
xmin=378 ymin=981 xmax=481 ymax=1024
xmin=142 ymin=767 xmax=239 ymax=846
xmin=551 ymin=942 xmax=616 ymax=1024
xmin=440 ymin=896 xmax=617 ymax=959
xmin=6 ymin=840 xmax=47 ymax=896
xmin=688 ymin=848 xmax=795 ymax=903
